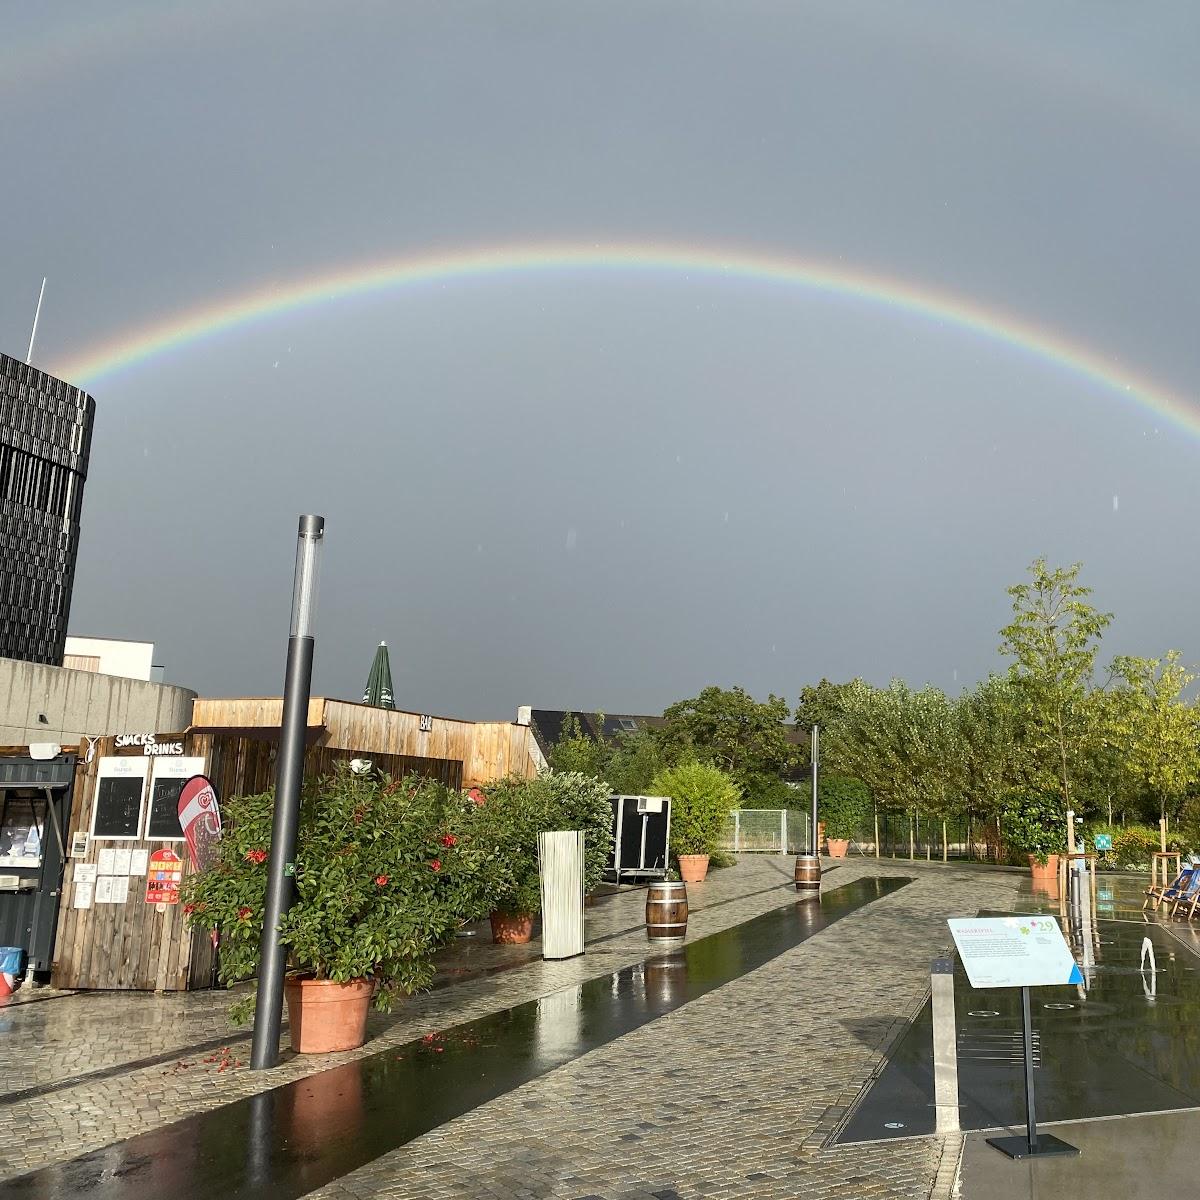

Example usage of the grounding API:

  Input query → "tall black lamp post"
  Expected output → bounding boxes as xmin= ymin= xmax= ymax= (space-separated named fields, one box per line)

xmin=251 ymin=514 xmax=324 ymax=1070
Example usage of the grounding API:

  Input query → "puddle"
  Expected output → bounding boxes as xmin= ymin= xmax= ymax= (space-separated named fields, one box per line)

xmin=2 ymin=876 xmax=910 ymax=1200
xmin=839 ymin=879 xmax=1200 ymax=1143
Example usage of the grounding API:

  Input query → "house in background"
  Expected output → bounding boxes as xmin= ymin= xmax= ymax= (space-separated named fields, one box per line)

xmin=63 ymin=636 xmax=165 ymax=683
xmin=522 ymin=708 xmax=668 ymax=762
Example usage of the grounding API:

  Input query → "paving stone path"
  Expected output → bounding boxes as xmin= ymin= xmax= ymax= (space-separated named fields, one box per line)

xmin=0 ymin=856 xmax=1027 ymax=1197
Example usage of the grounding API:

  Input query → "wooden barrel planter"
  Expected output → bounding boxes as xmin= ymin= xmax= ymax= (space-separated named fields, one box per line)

xmin=646 ymin=880 xmax=689 ymax=944
xmin=794 ymin=853 xmax=822 ymax=896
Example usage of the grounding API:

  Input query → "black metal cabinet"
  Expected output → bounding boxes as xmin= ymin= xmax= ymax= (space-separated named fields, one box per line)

xmin=605 ymin=795 xmax=671 ymax=881
xmin=0 ymin=755 xmax=75 ymax=973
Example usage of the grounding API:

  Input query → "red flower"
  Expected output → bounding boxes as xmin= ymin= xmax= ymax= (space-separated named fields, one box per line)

xmin=430 ymin=859 xmax=442 ymax=872
xmin=237 ymin=906 xmax=252 ymax=921
xmin=183 ymin=903 xmax=196 ymax=916
xmin=245 ymin=849 xmax=268 ymax=864
xmin=468 ymin=788 xmax=485 ymax=806
xmin=440 ymin=834 xmax=457 ymax=848
xmin=375 ymin=875 xmax=389 ymax=887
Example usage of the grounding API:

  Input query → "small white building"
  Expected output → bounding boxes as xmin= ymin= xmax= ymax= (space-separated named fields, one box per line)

xmin=63 ymin=637 xmax=163 ymax=683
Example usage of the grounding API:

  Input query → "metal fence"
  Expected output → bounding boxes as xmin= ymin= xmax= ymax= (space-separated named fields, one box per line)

xmin=718 ymin=809 xmax=812 ymax=854
xmin=718 ymin=807 xmax=1004 ymax=861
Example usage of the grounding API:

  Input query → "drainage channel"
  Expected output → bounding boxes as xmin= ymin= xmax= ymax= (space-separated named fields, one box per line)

xmin=0 ymin=875 xmax=910 ymax=1200
xmin=838 ymin=905 xmax=1200 ymax=1144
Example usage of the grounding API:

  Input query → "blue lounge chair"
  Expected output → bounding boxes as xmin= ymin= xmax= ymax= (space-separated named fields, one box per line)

xmin=1145 ymin=866 xmax=1195 ymax=912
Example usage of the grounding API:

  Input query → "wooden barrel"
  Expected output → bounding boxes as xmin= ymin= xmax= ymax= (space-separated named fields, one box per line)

xmin=794 ymin=853 xmax=822 ymax=895
xmin=646 ymin=880 xmax=689 ymax=943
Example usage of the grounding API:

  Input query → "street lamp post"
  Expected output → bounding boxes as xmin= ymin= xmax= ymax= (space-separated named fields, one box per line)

xmin=251 ymin=514 xmax=324 ymax=1070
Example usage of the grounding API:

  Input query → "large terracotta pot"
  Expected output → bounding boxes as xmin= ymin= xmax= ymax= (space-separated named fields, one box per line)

xmin=826 ymin=838 xmax=850 ymax=859
xmin=677 ymin=854 xmax=710 ymax=883
xmin=284 ymin=976 xmax=374 ymax=1054
xmin=1028 ymin=853 xmax=1060 ymax=886
xmin=490 ymin=911 xmax=534 ymax=944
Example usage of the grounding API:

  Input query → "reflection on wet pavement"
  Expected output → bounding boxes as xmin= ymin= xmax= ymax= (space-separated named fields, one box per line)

xmin=840 ymin=873 xmax=1200 ymax=1144
xmin=0 ymin=876 xmax=910 ymax=1200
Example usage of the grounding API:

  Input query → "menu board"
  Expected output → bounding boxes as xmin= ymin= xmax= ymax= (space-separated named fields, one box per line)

xmin=146 ymin=778 xmax=186 ymax=840
xmin=92 ymin=777 xmax=145 ymax=839
xmin=145 ymin=758 xmax=206 ymax=841
xmin=91 ymin=758 xmax=149 ymax=841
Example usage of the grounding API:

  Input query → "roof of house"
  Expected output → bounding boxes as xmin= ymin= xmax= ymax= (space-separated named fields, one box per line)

xmin=528 ymin=709 xmax=667 ymax=756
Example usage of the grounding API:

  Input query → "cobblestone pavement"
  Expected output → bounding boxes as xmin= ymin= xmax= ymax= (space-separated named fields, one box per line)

xmin=0 ymin=856 xmax=1027 ymax=1197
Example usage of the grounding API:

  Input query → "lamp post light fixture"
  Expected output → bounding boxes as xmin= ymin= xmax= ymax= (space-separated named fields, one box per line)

xmin=251 ymin=514 xmax=324 ymax=1070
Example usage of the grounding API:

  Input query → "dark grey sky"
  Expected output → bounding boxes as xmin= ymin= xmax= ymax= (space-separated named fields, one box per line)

xmin=4 ymin=2 xmax=1198 ymax=718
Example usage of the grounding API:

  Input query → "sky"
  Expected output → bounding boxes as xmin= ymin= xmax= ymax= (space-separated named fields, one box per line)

xmin=3 ymin=1 xmax=1199 ymax=719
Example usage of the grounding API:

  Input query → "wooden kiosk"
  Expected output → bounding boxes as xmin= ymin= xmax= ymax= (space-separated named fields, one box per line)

xmin=51 ymin=699 xmax=543 ymax=992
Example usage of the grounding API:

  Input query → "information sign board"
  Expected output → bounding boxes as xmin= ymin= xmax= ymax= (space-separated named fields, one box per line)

xmin=948 ymin=916 xmax=1083 ymax=989
xmin=145 ymin=848 xmax=183 ymax=905
xmin=1094 ymin=834 xmax=1113 ymax=851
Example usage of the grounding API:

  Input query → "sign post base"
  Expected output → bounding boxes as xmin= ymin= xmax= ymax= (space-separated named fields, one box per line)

xmin=986 ymin=1133 xmax=1079 ymax=1160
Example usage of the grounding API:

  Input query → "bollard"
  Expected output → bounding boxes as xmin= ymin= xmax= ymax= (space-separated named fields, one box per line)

xmin=931 ymin=957 xmax=960 ymax=1133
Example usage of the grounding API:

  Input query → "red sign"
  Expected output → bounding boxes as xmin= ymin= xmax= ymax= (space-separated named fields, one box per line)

xmin=178 ymin=775 xmax=221 ymax=870
xmin=145 ymin=848 xmax=183 ymax=905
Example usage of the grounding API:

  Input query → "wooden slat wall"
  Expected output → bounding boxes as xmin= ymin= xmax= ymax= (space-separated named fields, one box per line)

xmin=52 ymin=736 xmax=210 ymax=992
xmin=192 ymin=697 xmax=542 ymax=787
xmin=51 ymin=732 xmax=466 ymax=992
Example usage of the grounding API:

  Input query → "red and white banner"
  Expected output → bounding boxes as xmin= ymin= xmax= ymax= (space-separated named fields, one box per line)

xmin=178 ymin=775 xmax=222 ymax=870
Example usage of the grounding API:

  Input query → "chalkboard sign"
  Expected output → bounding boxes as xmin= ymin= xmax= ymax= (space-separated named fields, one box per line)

xmin=146 ymin=778 xmax=186 ymax=840
xmin=92 ymin=777 xmax=145 ymax=839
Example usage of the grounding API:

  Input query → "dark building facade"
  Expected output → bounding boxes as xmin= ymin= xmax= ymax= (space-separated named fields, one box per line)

xmin=0 ymin=353 xmax=95 ymax=665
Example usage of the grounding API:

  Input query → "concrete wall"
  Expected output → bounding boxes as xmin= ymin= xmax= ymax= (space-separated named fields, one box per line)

xmin=0 ymin=657 xmax=196 ymax=746
xmin=63 ymin=636 xmax=155 ymax=681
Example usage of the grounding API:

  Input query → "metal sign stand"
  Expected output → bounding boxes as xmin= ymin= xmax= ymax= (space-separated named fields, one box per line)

xmin=985 ymin=985 xmax=1079 ymax=1159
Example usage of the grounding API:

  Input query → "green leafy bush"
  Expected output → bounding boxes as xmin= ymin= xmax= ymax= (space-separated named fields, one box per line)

xmin=651 ymin=761 xmax=741 ymax=856
xmin=182 ymin=765 xmax=489 ymax=1017
xmin=1083 ymin=822 xmax=1185 ymax=869
xmin=1001 ymin=791 xmax=1068 ymax=864
xmin=819 ymin=774 xmax=871 ymax=840
xmin=461 ymin=771 xmax=614 ymax=916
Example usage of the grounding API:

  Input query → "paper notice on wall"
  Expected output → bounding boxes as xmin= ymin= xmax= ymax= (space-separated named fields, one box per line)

xmin=129 ymin=849 xmax=149 ymax=876
xmin=112 ymin=848 xmax=133 ymax=875
xmin=74 ymin=880 xmax=94 ymax=909
xmin=97 ymin=848 xmax=117 ymax=876
xmin=110 ymin=876 xmax=130 ymax=903
xmin=95 ymin=876 xmax=115 ymax=904
xmin=74 ymin=863 xmax=98 ymax=884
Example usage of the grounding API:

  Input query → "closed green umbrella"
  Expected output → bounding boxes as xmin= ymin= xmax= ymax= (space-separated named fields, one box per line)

xmin=362 ymin=641 xmax=395 ymax=708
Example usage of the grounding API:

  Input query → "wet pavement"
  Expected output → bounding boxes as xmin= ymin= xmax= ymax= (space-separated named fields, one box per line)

xmin=840 ymin=872 xmax=1200 ymax=1145
xmin=0 ymin=877 xmax=908 ymax=1199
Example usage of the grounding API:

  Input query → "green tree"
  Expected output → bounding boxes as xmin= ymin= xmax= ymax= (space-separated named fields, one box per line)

xmin=658 ymin=686 xmax=798 ymax=794
xmin=998 ymin=558 xmax=1112 ymax=813
xmin=1110 ymin=650 xmax=1200 ymax=823
xmin=546 ymin=712 xmax=612 ymax=778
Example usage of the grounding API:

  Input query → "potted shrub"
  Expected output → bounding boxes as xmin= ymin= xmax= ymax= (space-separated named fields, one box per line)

xmin=650 ymin=762 xmax=740 ymax=883
xmin=182 ymin=765 xmax=487 ymax=1053
xmin=463 ymin=771 xmax=614 ymax=944
xmin=1001 ymin=791 xmax=1067 ymax=884
xmin=820 ymin=775 xmax=870 ymax=858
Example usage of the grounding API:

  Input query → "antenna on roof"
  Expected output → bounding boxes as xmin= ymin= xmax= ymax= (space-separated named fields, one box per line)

xmin=26 ymin=277 xmax=46 ymax=365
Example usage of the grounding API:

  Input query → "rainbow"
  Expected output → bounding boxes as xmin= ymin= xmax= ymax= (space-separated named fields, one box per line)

xmin=51 ymin=241 xmax=1198 ymax=437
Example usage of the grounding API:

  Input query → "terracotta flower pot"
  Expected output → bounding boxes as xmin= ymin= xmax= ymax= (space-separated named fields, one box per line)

xmin=490 ymin=911 xmax=534 ymax=944
xmin=826 ymin=838 xmax=850 ymax=859
xmin=677 ymin=854 xmax=710 ymax=883
xmin=284 ymin=976 xmax=374 ymax=1054
xmin=1028 ymin=853 xmax=1060 ymax=885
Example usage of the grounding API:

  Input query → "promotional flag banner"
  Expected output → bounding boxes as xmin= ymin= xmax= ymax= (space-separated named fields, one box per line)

xmin=178 ymin=775 xmax=222 ymax=870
